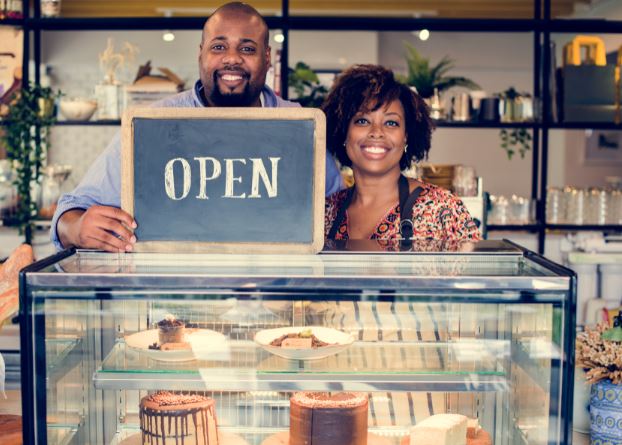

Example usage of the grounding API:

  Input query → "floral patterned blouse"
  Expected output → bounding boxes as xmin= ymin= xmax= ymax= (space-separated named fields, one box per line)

xmin=325 ymin=182 xmax=481 ymax=242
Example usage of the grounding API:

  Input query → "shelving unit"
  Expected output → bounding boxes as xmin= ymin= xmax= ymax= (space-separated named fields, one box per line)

xmin=2 ymin=0 xmax=622 ymax=251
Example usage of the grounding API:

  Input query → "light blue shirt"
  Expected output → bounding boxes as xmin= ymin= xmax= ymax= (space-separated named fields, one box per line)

xmin=51 ymin=81 xmax=343 ymax=250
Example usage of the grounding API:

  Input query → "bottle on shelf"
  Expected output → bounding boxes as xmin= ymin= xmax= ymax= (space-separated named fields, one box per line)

xmin=41 ymin=0 xmax=61 ymax=18
xmin=6 ymin=0 xmax=22 ymax=19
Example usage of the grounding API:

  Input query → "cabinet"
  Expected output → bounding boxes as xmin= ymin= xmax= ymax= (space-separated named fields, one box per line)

xmin=20 ymin=240 xmax=576 ymax=445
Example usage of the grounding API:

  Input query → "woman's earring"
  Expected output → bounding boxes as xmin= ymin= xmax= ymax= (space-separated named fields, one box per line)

xmin=404 ymin=144 xmax=409 ymax=153
xmin=343 ymin=141 xmax=347 ymax=147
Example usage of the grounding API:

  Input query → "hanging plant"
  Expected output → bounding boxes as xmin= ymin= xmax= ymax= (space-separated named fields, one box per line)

xmin=0 ymin=83 xmax=60 ymax=243
xmin=500 ymin=127 xmax=532 ymax=160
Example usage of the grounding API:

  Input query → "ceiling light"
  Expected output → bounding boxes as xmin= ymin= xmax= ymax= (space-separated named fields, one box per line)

xmin=419 ymin=29 xmax=430 ymax=41
xmin=274 ymin=33 xmax=285 ymax=43
xmin=163 ymin=31 xmax=175 ymax=42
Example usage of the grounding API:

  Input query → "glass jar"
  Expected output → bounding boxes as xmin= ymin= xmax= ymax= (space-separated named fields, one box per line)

xmin=0 ymin=160 xmax=16 ymax=221
xmin=546 ymin=187 xmax=565 ymax=224
xmin=565 ymin=186 xmax=586 ymax=225
xmin=452 ymin=165 xmax=477 ymax=197
xmin=38 ymin=164 xmax=71 ymax=219
xmin=6 ymin=0 xmax=22 ymax=19
xmin=40 ymin=0 xmax=61 ymax=18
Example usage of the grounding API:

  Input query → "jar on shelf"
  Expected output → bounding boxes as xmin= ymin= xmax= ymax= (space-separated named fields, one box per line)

xmin=0 ymin=160 xmax=17 ymax=221
xmin=546 ymin=187 xmax=566 ymax=224
xmin=38 ymin=164 xmax=71 ymax=220
xmin=40 ymin=0 xmax=61 ymax=18
xmin=6 ymin=0 xmax=22 ymax=19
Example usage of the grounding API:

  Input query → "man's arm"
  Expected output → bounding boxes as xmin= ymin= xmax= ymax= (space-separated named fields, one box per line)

xmin=325 ymin=152 xmax=344 ymax=196
xmin=51 ymin=132 xmax=135 ymax=252
xmin=57 ymin=206 xmax=137 ymax=252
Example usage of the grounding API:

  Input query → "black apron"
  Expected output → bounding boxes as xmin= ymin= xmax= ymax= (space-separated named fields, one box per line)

xmin=327 ymin=175 xmax=423 ymax=247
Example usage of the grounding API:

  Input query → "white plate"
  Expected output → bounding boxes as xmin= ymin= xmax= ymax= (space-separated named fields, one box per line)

xmin=125 ymin=328 xmax=226 ymax=362
xmin=254 ymin=326 xmax=355 ymax=360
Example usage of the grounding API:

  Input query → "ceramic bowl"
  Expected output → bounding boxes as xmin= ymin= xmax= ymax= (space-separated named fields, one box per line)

xmin=59 ymin=98 xmax=98 ymax=121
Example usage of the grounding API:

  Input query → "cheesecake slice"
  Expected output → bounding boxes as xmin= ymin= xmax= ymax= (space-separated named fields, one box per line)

xmin=410 ymin=413 xmax=468 ymax=445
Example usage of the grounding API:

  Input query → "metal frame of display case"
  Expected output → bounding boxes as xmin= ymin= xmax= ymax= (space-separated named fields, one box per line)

xmin=20 ymin=241 xmax=576 ymax=445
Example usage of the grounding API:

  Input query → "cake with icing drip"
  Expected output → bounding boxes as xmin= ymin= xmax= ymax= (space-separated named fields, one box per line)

xmin=139 ymin=391 xmax=219 ymax=445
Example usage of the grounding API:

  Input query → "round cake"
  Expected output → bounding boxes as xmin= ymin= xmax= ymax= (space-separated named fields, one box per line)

xmin=0 ymin=415 xmax=22 ymax=445
xmin=289 ymin=392 xmax=368 ymax=445
xmin=139 ymin=391 xmax=218 ymax=445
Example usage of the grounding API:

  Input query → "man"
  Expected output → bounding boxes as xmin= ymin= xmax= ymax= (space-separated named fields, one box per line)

xmin=51 ymin=2 xmax=343 ymax=252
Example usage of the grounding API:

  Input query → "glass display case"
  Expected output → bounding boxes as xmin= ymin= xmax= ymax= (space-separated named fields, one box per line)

xmin=19 ymin=240 xmax=576 ymax=445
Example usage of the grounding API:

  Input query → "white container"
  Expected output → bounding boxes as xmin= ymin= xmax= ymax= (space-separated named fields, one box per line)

xmin=601 ymin=264 xmax=622 ymax=303
xmin=569 ymin=263 xmax=597 ymax=325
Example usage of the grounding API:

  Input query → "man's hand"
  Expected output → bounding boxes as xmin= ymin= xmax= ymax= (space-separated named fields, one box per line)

xmin=57 ymin=206 xmax=137 ymax=253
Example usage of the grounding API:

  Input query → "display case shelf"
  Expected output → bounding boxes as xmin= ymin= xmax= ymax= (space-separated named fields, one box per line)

xmin=0 ymin=19 xmax=24 ymax=27
xmin=434 ymin=121 xmax=538 ymax=129
xmin=47 ymin=423 xmax=79 ymax=445
xmin=548 ymin=122 xmax=622 ymax=130
xmin=546 ymin=224 xmax=622 ymax=232
xmin=549 ymin=19 xmax=622 ymax=34
xmin=94 ymin=340 xmax=508 ymax=392
xmin=29 ymin=16 xmax=284 ymax=31
xmin=487 ymin=224 xmax=541 ymax=232
xmin=109 ymin=424 xmax=409 ymax=445
xmin=55 ymin=120 xmax=121 ymax=126
xmin=46 ymin=337 xmax=82 ymax=384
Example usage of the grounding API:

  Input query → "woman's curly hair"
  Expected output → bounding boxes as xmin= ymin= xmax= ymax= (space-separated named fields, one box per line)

xmin=321 ymin=64 xmax=433 ymax=170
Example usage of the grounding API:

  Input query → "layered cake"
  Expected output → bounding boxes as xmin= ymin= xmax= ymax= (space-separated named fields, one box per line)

xmin=289 ymin=392 xmax=368 ymax=445
xmin=139 ymin=391 xmax=219 ymax=445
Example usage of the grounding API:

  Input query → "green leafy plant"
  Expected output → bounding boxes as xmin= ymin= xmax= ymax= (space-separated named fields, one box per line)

xmin=399 ymin=43 xmax=480 ymax=98
xmin=499 ymin=87 xmax=532 ymax=160
xmin=288 ymin=62 xmax=329 ymax=108
xmin=0 ymin=83 xmax=60 ymax=243
xmin=500 ymin=128 xmax=532 ymax=160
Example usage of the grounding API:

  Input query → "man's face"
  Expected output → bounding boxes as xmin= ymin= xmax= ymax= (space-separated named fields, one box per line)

xmin=199 ymin=12 xmax=271 ymax=107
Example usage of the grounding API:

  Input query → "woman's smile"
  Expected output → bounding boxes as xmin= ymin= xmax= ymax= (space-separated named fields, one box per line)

xmin=360 ymin=143 xmax=392 ymax=159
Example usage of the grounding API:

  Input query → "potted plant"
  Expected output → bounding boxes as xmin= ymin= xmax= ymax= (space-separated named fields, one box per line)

xmin=288 ymin=62 xmax=329 ymax=108
xmin=0 ymin=83 xmax=60 ymax=243
xmin=399 ymin=43 xmax=480 ymax=99
xmin=498 ymin=87 xmax=533 ymax=160
xmin=576 ymin=316 xmax=622 ymax=444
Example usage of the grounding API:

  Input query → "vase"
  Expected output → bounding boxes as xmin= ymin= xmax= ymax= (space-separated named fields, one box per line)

xmin=590 ymin=379 xmax=622 ymax=445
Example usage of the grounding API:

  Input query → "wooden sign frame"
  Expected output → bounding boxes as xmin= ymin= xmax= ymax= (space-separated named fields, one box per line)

xmin=121 ymin=107 xmax=326 ymax=254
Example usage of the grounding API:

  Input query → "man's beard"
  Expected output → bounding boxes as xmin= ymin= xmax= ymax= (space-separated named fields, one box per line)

xmin=209 ymin=72 xmax=258 ymax=107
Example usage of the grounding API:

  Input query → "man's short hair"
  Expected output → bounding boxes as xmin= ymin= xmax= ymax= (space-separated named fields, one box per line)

xmin=203 ymin=2 xmax=270 ymax=48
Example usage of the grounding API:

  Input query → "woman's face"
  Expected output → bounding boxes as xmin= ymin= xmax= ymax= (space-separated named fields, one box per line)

xmin=345 ymin=99 xmax=407 ymax=177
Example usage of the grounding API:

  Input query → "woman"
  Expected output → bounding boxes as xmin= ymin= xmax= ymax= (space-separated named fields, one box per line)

xmin=322 ymin=64 xmax=480 ymax=244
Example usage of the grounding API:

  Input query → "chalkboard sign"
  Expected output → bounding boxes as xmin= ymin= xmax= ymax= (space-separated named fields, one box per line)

xmin=121 ymin=108 xmax=326 ymax=253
